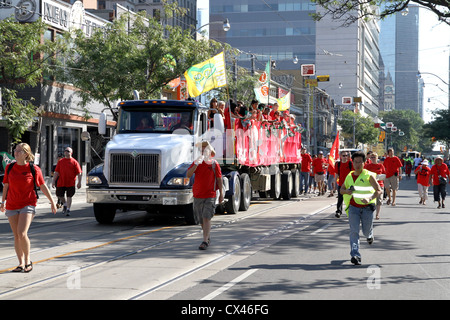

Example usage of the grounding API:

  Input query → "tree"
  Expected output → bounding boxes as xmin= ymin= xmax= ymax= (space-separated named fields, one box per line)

xmin=379 ymin=110 xmax=428 ymax=153
xmin=0 ymin=18 xmax=60 ymax=146
xmin=338 ymin=110 xmax=379 ymax=147
xmin=63 ymin=12 xmax=224 ymax=121
xmin=423 ymin=109 xmax=450 ymax=156
xmin=312 ymin=0 xmax=450 ymax=26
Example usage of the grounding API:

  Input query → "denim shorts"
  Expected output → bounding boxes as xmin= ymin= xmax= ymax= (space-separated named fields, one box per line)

xmin=5 ymin=205 xmax=36 ymax=218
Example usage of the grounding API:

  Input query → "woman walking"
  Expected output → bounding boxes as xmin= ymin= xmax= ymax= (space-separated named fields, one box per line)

xmin=430 ymin=156 xmax=449 ymax=209
xmin=0 ymin=143 xmax=57 ymax=272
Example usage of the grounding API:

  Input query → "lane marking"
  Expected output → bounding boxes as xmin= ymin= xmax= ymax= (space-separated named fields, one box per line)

xmin=310 ymin=222 xmax=334 ymax=235
xmin=0 ymin=225 xmax=181 ymax=274
xmin=201 ymin=269 xmax=258 ymax=300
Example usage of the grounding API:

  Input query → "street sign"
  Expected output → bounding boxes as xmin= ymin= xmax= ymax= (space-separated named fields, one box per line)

xmin=301 ymin=64 xmax=315 ymax=76
xmin=386 ymin=122 xmax=393 ymax=128
xmin=342 ymin=97 xmax=352 ymax=105
xmin=316 ymin=75 xmax=330 ymax=82
xmin=391 ymin=126 xmax=398 ymax=132
xmin=305 ymin=79 xmax=318 ymax=86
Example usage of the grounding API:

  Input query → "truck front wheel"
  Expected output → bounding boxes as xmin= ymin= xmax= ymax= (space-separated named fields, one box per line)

xmin=184 ymin=204 xmax=199 ymax=225
xmin=93 ymin=204 xmax=116 ymax=224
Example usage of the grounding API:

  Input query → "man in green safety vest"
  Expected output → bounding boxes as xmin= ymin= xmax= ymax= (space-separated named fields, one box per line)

xmin=341 ymin=151 xmax=382 ymax=265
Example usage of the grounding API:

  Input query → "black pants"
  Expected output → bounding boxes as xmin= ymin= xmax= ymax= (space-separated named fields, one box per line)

xmin=336 ymin=185 xmax=343 ymax=213
xmin=433 ymin=184 xmax=446 ymax=202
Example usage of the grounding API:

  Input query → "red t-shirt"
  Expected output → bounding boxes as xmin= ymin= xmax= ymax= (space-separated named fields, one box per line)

xmin=364 ymin=163 xmax=386 ymax=187
xmin=336 ymin=160 xmax=353 ymax=186
xmin=3 ymin=162 xmax=45 ymax=210
xmin=415 ymin=166 xmax=431 ymax=187
xmin=188 ymin=160 xmax=222 ymax=198
xmin=55 ymin=157 xmax=82 ymax=187
xmin=300 ymin=153 xmax=312 ymax=172
xmin=430 ymin=164 xmax=449 ymax=186
xmin=384 ymin=156 xmax=402 ymax=178
xmin=312 ymin=157 xmax=327 ymax=174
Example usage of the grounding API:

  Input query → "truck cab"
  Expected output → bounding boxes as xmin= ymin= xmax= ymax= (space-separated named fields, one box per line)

xmin=86 ymin=99 xmax=225 ymax=224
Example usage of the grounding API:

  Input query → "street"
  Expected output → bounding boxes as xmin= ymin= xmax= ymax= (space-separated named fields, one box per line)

xmin=0 ymin=176 xmax=449 ymax=303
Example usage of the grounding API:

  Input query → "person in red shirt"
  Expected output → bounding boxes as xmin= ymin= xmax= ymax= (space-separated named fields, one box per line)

xmin=383 ymin=148 xmax=403 ymax=206
xmin=187 ymin=141 xmax=223 ymax=250
xmin=414 ymin=160 xmax=431 ymax=205
xmin=429 ymin=156 xmax=449 ymax=209
xmin=312 ymin=151 xmax=328 ymax=195
xmin=52 ymin=147 xmax=82 ymax=216
xmin=300 ymin=147 xmax=312 ymax=194
xmin=335 ymin=151 xmax=354 ymax=218
xmin=364 ymin=152 xmax=386 ymax=219
xmin=1 ymin=143 xmax=57 ymax=273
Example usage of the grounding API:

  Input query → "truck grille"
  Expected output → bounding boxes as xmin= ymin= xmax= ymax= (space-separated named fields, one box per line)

xmin=109 ymin=153 xmax=160 ymax=185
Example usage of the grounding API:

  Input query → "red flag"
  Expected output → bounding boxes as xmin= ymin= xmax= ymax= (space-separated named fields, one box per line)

xmin=328 ymin=132 xmax=340 ymax=171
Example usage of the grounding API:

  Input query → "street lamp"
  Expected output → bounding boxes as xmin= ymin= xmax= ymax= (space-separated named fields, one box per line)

xmin=417 ymin=71 xmax=449 ymax=86
xmin=192 ymin=19 xmax=230 ymax=39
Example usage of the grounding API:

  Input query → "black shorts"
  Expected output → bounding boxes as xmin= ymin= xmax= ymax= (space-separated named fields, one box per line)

xmin=56 ymin=186 xmax=76 ymax=198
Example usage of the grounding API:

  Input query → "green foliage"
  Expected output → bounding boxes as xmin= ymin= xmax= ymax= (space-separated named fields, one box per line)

xmin=379 ymin=110 xmax=428 ymax=153
xmin=0 ymin=18 xmax=58 ymax=145
xmin=338 ymin=110 xmax=379 ymax=147
xmin=423 ymin=109 xmax=450 ymax=153
xmin=63 ymin=12 xmax=224 ymax=120
xmin=2 ymin=88 xmax=38 ymax=145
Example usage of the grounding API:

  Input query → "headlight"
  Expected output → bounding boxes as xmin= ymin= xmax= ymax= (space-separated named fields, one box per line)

xmin=87 ymin=176 xmax=102 ymax=185
xmin=167 ymin=177 xmax=190 ymax=186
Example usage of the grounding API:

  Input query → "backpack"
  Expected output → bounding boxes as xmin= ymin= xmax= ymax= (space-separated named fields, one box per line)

xmin=6 ymin=162 xmax=39 ymax=199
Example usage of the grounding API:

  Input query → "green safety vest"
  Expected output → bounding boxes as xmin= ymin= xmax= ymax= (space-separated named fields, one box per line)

xmin=343 ymin=169 xmax=376 ymax=215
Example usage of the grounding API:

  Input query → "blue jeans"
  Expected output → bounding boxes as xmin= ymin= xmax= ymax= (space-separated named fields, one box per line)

xmin=348 ymin=205 xmax=374 ymax=258
xmin=300 ymin=171 xmax=309 ymax=193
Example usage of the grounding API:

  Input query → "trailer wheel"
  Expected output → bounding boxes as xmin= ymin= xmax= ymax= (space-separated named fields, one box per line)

xmin=239 ymin=173 xmax=252 ymax=211
xmin=93 ymin=204 xmax=116 ymax=224
xmin=184 ymin=203 xmax=199 ymax=225
xmin=291 ymin=169 xmax=300 ymax=198
xmin=270 ymin=171 xmax=281 ymax=200
xmin=225 ymin=174 xmax=241 ymax=214
xmin=281 ymin=170 xmax=293 ymax=200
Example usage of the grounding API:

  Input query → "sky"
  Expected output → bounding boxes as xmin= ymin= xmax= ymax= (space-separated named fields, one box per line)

xmin=418 ymin=8 xmax=450 ymax=123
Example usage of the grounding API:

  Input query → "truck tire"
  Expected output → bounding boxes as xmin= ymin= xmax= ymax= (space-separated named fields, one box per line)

xmin=225 ymin=174 xmax=241 ymax=214
xmin=184 ymin=203 xmax=199 ymax=225
xmin=93 ymin=204 xmax=116 ymax=224
xmin=281 ymin=170 xmax=293 ymax=200
xmin=291 ymin=169 xmax=300 ymax=198
xmin=239 ymin=173 xmax=252 ymax=211
xmin=270 ymin=171 xmax=281 ymax=200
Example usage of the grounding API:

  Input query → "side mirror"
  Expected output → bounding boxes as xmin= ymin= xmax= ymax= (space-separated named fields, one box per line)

xmin=99 ymin=111 xmax=107 ymax=135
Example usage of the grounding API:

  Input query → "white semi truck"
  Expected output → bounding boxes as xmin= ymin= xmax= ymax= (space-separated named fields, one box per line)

xmin=87 ymin=99 xmax=302 ymax=224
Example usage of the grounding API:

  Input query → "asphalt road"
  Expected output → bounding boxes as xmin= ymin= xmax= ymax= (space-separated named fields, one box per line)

xmin=0 ymin=176 xmax=449 ymax=305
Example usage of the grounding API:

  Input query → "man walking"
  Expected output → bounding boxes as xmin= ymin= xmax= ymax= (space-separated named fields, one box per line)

xmin=52 ymin=147 xmax=82 ymax=216
xmin=383 ymin=148 xmax=403 ymax=206
xmin=300 ymin=147 xmax=312 ymax=194
xmin=335 ymin=151 xmax=353 ymax=218
xmin=341 ymin=151 xmax=382 ymax=265
xmin=312 ymin=151 xmax=327 ymax=195
xmin=187 ymin=141 xmax=223 ymax=250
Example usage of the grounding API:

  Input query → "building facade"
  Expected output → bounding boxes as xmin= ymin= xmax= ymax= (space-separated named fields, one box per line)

xmin=0 ymin=0 xmax=111 ymax=182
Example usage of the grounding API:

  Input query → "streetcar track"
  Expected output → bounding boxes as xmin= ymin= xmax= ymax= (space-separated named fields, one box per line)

xmin=0 ymin=197 xmax=331 ymax=299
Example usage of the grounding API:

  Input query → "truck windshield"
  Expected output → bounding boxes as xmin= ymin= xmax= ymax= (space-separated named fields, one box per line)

xmin=117 ymin=107 xmax=194 ymax=134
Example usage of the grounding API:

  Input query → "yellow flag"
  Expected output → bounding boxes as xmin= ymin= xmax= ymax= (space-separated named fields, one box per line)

xmin=184 ymin=52 xmax=227 ymax=97
xmin=277 ymin=92 xmax=290 ymax=111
